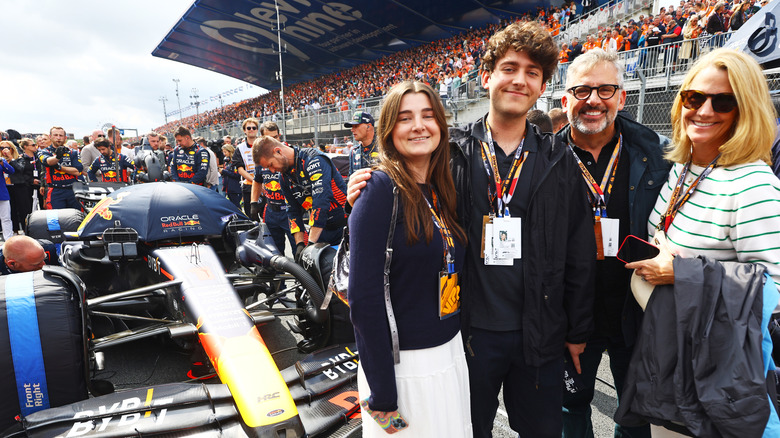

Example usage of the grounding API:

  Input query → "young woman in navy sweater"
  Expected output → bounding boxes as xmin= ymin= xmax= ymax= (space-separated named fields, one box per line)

xmin=348 ymin=81 xmax=470 ymax=436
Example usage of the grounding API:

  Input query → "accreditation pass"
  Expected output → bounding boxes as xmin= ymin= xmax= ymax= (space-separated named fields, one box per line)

xmin=483 ymin=215 xmax=521 ymax=265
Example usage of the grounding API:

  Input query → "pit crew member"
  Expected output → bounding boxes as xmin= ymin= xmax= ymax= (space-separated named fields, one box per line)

xmin=170 ymin=126 xmax=209 ymax=185
xmin=39 ymin=126 xmax=83 ymax=209
xmin=253 ymin=136 xmax=348 ymax=253
xmin=250 ymin=121 xmax=295 ymax=255
xmin=87 ymin=138 xmax=135 ymax=183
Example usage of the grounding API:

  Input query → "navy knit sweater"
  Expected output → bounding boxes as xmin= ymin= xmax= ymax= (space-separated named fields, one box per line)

xmin=348 ymin=170 xmax=465 ymax=411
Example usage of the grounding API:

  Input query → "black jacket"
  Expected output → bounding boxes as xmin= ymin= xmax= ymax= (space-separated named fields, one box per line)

xmin=8 ymin=155 xmax=34 ymax=185
xmin=615 ymin=257 xmax=771 ymax=437
xmin=450 ymin=117 xmax=595 ymax=366
xmin=557 ymin=115 xmax=671 ymax=346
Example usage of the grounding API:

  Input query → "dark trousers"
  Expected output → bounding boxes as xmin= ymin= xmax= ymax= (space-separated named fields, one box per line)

xmin=227 ymin=192 xmax=242 ymax=209
xmin=467 ymin=327 xmax=564 ymax=438
xmin=8 ymin=184 xmax=33 ymax=232
xmin=47 ymin=186 xmax=81 ymax=210
xmin=264 ymin=207 xmax=294 ymax=255
xmin=562 ymin=336 xmax=649 ymax=438
xmin=241 ymin=184 xmax=252 ymax=217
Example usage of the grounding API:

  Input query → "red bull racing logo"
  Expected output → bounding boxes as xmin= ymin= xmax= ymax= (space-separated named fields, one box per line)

xmin=84 ymin=193 xmax=129 ymax=222
xmin=160 ymin=214 xmax=202 ymax=232
xmin=177 ymin=164 xmax=193 ymax=173
xmin=103 ymin=170 xmax=117 ymax=179
xmin=264 ymin=180 xmax=281 ymax=192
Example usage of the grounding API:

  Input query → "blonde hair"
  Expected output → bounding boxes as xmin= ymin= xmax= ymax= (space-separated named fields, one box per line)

xmin=0 ymin=141 xmax=19 ymax=160
xmin=668 ymin=48 xmax=776 ymax=166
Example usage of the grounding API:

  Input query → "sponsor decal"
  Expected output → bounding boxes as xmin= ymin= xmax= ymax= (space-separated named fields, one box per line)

xmin=310 ymin=173 xmax=322 ymax=181
xmin=264 ymin=180 xmax=281 ymax=191
xmin=321 ymin=350 xmax=359 ymax=380
xmin=301 ymin=196 xmax=313 ymax=210
xmin=160 ymin=214 xmax=202 ymax=231
xmin=257 ymin=392 xmax=280 ymax=403
xmin=66 ymin=389 xmax=174 ymax=437
xmin=86 ymin=192 xmax=129 ymax=222
xmin=103 ymin=171 xmax=117 ymax=178
xmin=267 ymin=409 xmax=285 ymax=417
xmin=177 ymin=164 xmax=193 ymax=172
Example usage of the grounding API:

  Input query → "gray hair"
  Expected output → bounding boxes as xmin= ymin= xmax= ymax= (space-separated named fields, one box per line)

xmin=565 ymin=48 xmax=624 ymax=89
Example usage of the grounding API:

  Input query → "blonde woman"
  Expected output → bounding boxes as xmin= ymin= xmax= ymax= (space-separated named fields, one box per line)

xmin=621 ymin=48 xmax=780 ymax=437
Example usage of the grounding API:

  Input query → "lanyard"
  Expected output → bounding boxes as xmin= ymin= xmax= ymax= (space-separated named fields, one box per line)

xmin=480 ymin=120 xmax=528 ymax=217
xmin=569 ymin=135 xmax=623 ymax=218
xmin=659 ymin=155 xmax=719 ymax=232
xmin=424 ymin=189 xmax=455 ymax=274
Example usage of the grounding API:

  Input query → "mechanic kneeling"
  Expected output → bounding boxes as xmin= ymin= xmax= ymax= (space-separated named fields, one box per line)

xmin=0 ymin=235 xmax=57 ymax=275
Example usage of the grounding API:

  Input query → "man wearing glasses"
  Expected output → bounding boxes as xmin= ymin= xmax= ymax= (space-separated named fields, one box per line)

xmin=232 ymin=118 xmax=260 ymax=217
xmin=558 ymin=49 xmax=671 ymax=438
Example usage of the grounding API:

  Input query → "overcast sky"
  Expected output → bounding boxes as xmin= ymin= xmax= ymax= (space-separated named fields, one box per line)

xmin=0 ymin=0 xmax=265 ymax=138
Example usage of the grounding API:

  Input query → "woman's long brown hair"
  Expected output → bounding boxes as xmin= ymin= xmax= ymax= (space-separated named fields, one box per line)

xmin=376 ymin=81 xmax=466 ymax=246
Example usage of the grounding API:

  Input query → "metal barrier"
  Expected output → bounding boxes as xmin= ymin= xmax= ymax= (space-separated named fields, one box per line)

xmin=557 ymin=0 xmax=652 ymax=43
xmin=543 ymin=31 xmax=737 ymax=137
xmin=190 ymin=29 xmax=745 ymax=143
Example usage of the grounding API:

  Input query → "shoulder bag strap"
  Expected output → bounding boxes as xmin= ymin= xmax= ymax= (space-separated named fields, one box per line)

xmin=385 ymin=182 xmax=401 ymax=364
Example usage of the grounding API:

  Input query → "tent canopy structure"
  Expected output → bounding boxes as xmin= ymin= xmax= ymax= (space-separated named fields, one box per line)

xmin=152 ymin=0 xmax=548 ymax=90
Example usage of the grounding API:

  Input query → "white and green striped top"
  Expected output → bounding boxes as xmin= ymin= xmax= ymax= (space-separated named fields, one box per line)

xmin=648 ymin=160 xmax=780 ymax=303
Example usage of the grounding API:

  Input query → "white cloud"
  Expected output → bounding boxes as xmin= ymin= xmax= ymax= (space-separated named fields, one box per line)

xmin=0 ymin=0 xmax=266 ymax=137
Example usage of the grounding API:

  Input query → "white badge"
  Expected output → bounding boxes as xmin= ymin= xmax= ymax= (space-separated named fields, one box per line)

xmin=600 ymin=218 xmax=620 ymax=257
xmin=484 ymin=217 xmax=521 ymax=265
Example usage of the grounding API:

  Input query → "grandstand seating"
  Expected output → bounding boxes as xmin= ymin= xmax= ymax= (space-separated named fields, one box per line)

xmin=161 ymin=0 xmax=752 ymax=145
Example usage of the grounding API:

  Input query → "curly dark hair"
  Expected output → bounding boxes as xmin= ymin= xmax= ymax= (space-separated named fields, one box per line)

xmin=480 ymin=21 xmax=559 ymax=83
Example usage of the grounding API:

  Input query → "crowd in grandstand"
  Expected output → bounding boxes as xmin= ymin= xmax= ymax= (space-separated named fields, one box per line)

xmin=154 ymin=2 xmax=586 ymax=136
xmin=153 ymin=0 xmax=770 ymax=138
xmin=556 ymin=0 xmax=769 ymax=77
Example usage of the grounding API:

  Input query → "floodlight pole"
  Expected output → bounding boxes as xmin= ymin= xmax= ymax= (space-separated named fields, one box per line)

xmin=158 ymin=96 xmax=169 ymax=124
xmin=190 ymin=88 xmax=200 ymax=126
xmin=173 ymin=79 xmax=182 ymax=122
xmin=275 ymin=0 xmax=287 ymax=143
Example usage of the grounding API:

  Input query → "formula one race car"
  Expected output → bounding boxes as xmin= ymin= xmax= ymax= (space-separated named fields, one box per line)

xmin=0 ymin=182 xmax=359 ymax=437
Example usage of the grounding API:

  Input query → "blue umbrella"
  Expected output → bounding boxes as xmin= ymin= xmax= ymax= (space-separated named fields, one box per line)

xmin=77 ymin=182 xmax=248 ymax=241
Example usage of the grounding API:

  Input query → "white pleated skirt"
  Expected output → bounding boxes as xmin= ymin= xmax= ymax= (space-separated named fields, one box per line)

xmin=357 ymin=331 xmax=472 ymax=437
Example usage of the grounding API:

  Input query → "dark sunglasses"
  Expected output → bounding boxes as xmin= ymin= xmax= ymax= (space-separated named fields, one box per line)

xmin=679 ymin=90 xmax=738 ymax=113
xmin=245 ymin=126 xmax=258 ymax=131
xmin=97 ymin=134 xmax=105 ymax=138
xmin=567 ymin=84 xmax=621 ymax=101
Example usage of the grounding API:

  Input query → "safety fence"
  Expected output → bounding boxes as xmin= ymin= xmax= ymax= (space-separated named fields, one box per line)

xmin=555 ymin=0 xmax=653 ymax=43
xmin=191 ymin=29 xmax=774 ymax=145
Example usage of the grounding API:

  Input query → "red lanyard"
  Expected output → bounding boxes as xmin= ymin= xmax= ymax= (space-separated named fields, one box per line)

xmin=480 ymin=120 xmax=528 ymax=217
xmin=568 ymin=135 xmax=622 ymax=218
xmin=660 ymin=156 xmax=719 ymax=232
xmin=425 ymin=189 xmax=455 ymax=274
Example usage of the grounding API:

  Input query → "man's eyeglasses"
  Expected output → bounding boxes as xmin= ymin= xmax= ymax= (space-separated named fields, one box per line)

xmin=679 ymin=90 xmax=738 ymax=113
xmin=245 ymin=126 xmax=258 ymax=131
xmin=567 ymin=84 xmax=621 ymax=101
